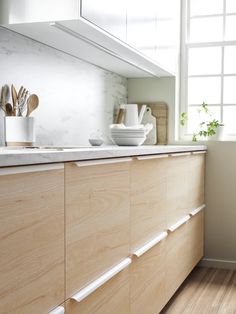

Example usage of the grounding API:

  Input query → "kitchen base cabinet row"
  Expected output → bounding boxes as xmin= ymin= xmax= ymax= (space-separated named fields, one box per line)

xmin=0 ymin=152 xmax=205 ymax=314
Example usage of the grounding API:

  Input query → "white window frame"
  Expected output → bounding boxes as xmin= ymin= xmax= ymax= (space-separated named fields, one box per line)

xmin=180 ymin=0 xmax=236 ymax=141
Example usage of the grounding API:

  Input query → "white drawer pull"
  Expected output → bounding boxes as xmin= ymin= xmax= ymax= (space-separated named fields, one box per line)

xmin=133 ymin=231 xmax=168 ymax=257
xmin=48 ymin=306 xmax=65 ymax=314
xmin=71 ymin=258 xmax=132 ymax=302
xmin=192 ymin=151 xmax=206 ymax=155
xmin=168 ymin=215 xmax=191 ymax=232
xmin=75 ymin=157 xmax=133 ymax=167
xmin=0 ymin=163 xmax=64 ymax=176
xmin=170 ymin=152 xmax=191 ymax=157
xmin=190 ymin=204 xmax=206 ymax=216
xmin=136 ymin=154 xmax=169 ymax=161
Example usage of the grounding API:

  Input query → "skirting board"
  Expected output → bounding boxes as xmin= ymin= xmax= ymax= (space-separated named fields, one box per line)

xmin=198 ymin=258 xmax=236 ymax=270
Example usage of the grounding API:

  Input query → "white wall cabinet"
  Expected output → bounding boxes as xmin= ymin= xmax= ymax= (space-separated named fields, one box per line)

xmin=0 ymin=0 xmax=180 ymax=77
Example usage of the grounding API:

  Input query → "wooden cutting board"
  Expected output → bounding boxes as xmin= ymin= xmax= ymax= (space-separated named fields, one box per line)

xmin=138 ymin=102 xmax=168 ymax=145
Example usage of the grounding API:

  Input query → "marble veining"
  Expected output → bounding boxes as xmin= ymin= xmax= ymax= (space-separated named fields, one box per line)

xmin=0 ymin=145 xmax=207 ymax=167
xmin=0 ymin=27 xmax=127 ymax=146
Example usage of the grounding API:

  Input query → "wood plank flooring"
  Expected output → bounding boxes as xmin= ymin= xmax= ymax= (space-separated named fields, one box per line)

xmin=161 ymin=267 xmax=236 ymax=314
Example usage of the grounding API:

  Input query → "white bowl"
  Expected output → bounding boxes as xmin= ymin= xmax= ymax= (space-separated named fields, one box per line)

xmin=111 ymin=137 xmax=146 ymax=146
xmin=89 ymin=138 xmax=104 ymax=146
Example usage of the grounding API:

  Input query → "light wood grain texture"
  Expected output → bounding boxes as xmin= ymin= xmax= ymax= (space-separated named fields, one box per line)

xmin=65 ymin=161 xmax=130 ymax=298
xmin=161 ymin=267 xmax=236 ymax=314
xmin=187 ymin=154 xmax=205 ymax=210
xmin=66 ymin=268 xmax=130 ymax=314
xmin=130 ymin=239 xmax=167 ymax=314
xmin=0 ymin=166 xmax=64 ymax=314
xmin=130 ymin=158 xmax=167 ymax=251
xmin=166 ymin=155 xmax=190 ymax=227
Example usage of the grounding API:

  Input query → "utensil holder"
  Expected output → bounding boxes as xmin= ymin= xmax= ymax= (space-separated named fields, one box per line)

xmin=5 ymin=117 xmax=35 ymax=146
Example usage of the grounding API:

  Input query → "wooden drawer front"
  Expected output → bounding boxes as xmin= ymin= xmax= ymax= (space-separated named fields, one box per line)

xmin=130 ymin=239 xmax=167 ymax=314
xmin=66 ymin=268 xmax=130 ymax=314
xmin=188 ymin=211 xmax=204 ymax=270
xmin=65 ymin=161 xmax=130 ymax=297
xmin=165 ymin=220 xmax=190 ymax=301
xmin=130 ymin=157 xmax=167 ymax=251
xmin=0 ymin=165 xmax=65 ymax=314
xmin=166 ymin=155 xmax=190 ymax=227
xmin=187 ymin=154 xmax=205 ymax=210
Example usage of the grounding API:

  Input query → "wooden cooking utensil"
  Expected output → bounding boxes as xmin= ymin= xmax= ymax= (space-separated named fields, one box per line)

xmin=5 ymin=103 xmax=13 ymax=116
xmin=11 ymin=84 xmax=18 ymax=116
xmin=26 ymin=94 xmax=39 ymax=117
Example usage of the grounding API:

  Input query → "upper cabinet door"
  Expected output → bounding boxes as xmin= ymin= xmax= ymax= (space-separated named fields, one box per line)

xmin=81 ymin=0 xmax=127 ymax=41
xmin=126 ymin=0 xmax=157 ymax=60
xmin=155 ymin=0 xmax=181 ymax=73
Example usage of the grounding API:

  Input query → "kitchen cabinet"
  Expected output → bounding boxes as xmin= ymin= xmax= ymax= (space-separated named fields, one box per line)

xmin=0 ymin=164 xmax=65 ymax=314
xmin=81 ymin=0 xmax=126 ymax=41
xmin=0 ymin=150 xmax=206 ymax=314
xmin=65 ymin=158 xmax=131 ymax=299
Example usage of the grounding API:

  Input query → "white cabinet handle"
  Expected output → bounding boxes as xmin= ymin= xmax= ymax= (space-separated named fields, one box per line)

xmin=0 ymin=163 xmax=64 ymax=176
xmin=168 ymin=215 xmax=191 ymax=232
xmin=136 ymin=154 xmax=169 ymax=161
xmin=133 ymin=231 xmax=168 ymax=257
xmin=190 ymin=204 xmax=206 ymax=216
xmin=170 ymin=152 xmax=191 ymax=157
xmin=48 ymin=306 xmax=65 ymax=314
xmin=71 ymin=258 xmax=132 ymax=302
xmin=74 ymin=157 xmax=133 ymax=167
xmin=192 ymin=151 xmax=206 ymax=155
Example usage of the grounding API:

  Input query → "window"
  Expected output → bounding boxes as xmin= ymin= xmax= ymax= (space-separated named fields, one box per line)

xmin=181 ymin=0 xmax=236 ymax=137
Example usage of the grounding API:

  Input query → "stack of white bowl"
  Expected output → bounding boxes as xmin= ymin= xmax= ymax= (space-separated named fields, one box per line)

xmin=110 ymin=125 xmax=148 ymax=146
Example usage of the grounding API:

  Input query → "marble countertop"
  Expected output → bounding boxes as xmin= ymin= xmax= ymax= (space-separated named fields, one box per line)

xmin=0 ymin=145 xmax=207 ymax=167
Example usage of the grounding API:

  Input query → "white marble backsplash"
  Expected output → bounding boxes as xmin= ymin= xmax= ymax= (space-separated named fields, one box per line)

xmin=0 ymin=27 xmax=127 ymax=146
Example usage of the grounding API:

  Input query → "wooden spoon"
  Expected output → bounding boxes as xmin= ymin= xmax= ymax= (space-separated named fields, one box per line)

xmin=11 ymin=84 xmax=18 ymax=116
xmin=26 ymin=94 xmax=39 ymax=117
xmin=5 ymin=103 xmax=13 ymax=116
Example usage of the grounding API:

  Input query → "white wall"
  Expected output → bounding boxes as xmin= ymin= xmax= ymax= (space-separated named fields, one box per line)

xmin=0 ymin=27 xmax=127 ymax=146
xmin=127 ymin=77 xmax=176 ymax=142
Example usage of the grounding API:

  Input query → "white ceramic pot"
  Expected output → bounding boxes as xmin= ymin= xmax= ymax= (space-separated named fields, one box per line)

xmin=5 ymin=117 xmax=35 ymax=146
xmin=209 ymin=125 xmax=225 ymax=141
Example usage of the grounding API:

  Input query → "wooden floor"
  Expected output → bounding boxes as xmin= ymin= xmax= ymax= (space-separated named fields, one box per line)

xmin=161 ymin=267 xmax=236 ymax=314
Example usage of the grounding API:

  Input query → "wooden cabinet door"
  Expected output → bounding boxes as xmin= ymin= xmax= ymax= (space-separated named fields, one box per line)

xmin=130 ymin=156 xmax=168 ymax=252
xmin=187 ymin=153 xmax=205 ymax=210
xmin=130 ymin=237 xmax=167 ymax=314
xmin=0 ymin=164 xmax=64 ymax=314
xmin=81 ymin=0 xmax=127 ymax=41
xmin=166 ymin=154 xmax=191 ymax=227
xmin=65 ymin=267 xmax=130 ymax=314
xmin=65 ymin=159 xmax=130 ymax=298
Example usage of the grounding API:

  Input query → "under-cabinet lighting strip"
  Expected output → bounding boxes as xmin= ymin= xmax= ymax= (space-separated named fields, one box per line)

xmin=136 ymin=154 xmax=169 ymax=160
xmin=133 ymin=231 xmax=168 ymax=257
xmin=71 ymin=258 xmax=132 ymax=302
xmin=0 ymin=163 xmax=64 ymax=175
xmin=51 ymin=22 xmax=160 ymax=77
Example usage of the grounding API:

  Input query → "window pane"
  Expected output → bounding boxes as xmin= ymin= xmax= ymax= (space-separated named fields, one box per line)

xmin=225 ymin=16 xmax=236 ymax=40
xmin=190 ymin=17 xmax=223 ymax=42
xmin=188 ymin=47 xmax=221 ymax=75
xmin=187 ymin=106 xmax=221 ymax=133
xmin=226 ymin=0 xmax=236 ymax=13
xmin=223 ymin=106 xmax=236 ymax=132
xmin=224 ymin=76 xmax=236 ymax=103
xmin=188 ymin=77 xmax=221 ymax=104
xmin=224 ymin=46 xmax=236 ymax=74
xmin=190 ymin=0 xmax=223 ymax=16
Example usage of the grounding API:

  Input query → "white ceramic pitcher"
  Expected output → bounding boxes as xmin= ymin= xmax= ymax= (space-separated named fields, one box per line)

xmin=124 ymin=104 xmax=146 ymax=126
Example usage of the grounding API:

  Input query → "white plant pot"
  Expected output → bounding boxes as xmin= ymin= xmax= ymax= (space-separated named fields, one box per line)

xmin=5 ymin=117 xmax=35 ymax=146
xmin=208 ymin=126 xmax=225 ymax=141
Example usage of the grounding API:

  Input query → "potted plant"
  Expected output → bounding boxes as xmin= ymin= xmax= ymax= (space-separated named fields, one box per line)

xmin=180 ymin=102 xmax=224 ymax=142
